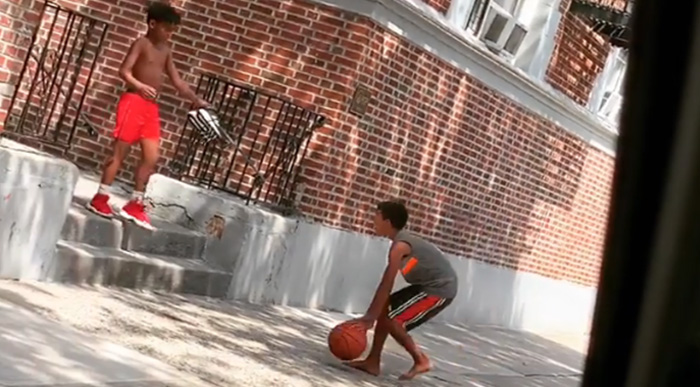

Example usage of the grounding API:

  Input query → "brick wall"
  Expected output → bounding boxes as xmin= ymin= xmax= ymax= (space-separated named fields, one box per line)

xmin=422 ymin=0 xmax=452 ymax=14
xmin=545 ymin=0 xmax=612 ymax=105
xmin=0 ymin=0 xmax=42 ymax=127
xmin=0 ymin=0 xmax=614 ymax=287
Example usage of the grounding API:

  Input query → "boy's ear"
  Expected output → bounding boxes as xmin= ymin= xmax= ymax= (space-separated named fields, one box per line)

xmin=148 ymin=20 xmax=156 ymax=29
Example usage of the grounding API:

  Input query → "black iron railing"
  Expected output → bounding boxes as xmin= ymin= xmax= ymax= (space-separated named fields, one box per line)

xmin=169 ymin=73 xmax=326 ymax=209
xmin=570 ymin=0 xmax=634 ymax=48
xmin=2 ymin=1 xmax=108 ymax=148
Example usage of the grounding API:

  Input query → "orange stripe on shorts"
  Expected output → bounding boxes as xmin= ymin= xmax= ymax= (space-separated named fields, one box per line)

xmin=402 ymin=257 xmax=418 ymax=275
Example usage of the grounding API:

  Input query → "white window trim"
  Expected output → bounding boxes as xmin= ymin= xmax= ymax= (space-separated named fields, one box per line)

xmin=447 ymin=0 xmax=561 ymax=80
xmin=312 ymin=0 xmax=618 ymax=154
xmin=589 ymin=47 xmax=627 ymax=129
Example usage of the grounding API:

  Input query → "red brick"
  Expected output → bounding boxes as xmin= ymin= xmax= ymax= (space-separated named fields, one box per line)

xmin=422 ymin=0 xmax=452 ymax=14
xmin=0 ymin=0 xmax=614 ymax=287
xmin=545 ymin=0 xmax=611 ymax=104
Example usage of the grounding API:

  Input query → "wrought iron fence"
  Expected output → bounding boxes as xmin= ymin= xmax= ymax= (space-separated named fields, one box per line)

xmin=169 ymin=73 xmax=326 ymax=209
xmin=570 ymin=0 xmax=634 ymax=48
xmin=2 ymin=1 xmax=108 ymax=148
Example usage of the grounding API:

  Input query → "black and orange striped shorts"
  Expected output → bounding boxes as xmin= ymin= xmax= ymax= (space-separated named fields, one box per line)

xmin=387 ymin=285 xmax=453 ymax=332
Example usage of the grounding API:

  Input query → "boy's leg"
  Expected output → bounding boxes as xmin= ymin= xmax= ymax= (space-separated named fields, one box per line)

xmin=120 ymin=137 xmax=159 ymax=229
xmin=350 ymin=306 xmax=428 ymax=376
xmin=391 ymin=289 xmax=452 ymax=380
xmin=349 ymin=303 xmax=392 ymax=376
xmin=351 ymin=285 xmax=451 ymax=380
xmin=101 ymin=140 xmax=131 ymax=186
xmin=87 ymin=140 xmax=131 ymax=217
xmin=87 ymin=93 xmax=140 ymax=218
xmin=134 ymin=137 xmax=159 ymax=194
xmin=120 ymin=100 xmax=160 ymax=230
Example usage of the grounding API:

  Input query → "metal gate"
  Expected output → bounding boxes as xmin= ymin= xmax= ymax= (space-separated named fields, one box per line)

xmin=169 ymin=73 xmax=326 ymax=209
xmin=2 ymin=1 xmax=108 ymax=148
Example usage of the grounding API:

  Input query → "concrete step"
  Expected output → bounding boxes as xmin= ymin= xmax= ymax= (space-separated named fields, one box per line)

xmin=61 ymin=203 xmax=124 ymax=248
xmin=122 ymin=219 xmax=206 ymax=260
xmin=61 ymin=202 xmax=207 ymax=260
xmin=48 ymin=241 xmax=231 ymax=298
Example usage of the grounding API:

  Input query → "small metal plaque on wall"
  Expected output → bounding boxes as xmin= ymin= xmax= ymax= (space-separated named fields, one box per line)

xmin=349 ymin=85 xmax=372 ymax=117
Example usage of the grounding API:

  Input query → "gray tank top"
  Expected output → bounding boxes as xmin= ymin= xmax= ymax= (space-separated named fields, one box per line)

xmin=394 ymin=230 xmax=458 ymax=299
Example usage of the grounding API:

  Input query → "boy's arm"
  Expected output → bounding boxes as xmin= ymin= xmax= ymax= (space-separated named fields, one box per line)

xmin=361 ymin=241 xmax=411 ymax=324
xmin=119 ymin=38 xmax=156 ymax=98
xmin=166 ymin=51 xmax=208 ymax=108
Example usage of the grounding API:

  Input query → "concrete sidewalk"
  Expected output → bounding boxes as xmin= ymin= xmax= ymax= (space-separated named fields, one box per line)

xmin=0 ymin=280 xmax=587 ymax=386
xmin=0 ymin=296 xmax=204 ymax=387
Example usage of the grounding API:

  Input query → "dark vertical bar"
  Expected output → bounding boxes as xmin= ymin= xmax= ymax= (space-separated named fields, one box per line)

xmin=195 ymin=141 xmax=212 ymax=182
xmin=223 ymin=91 xmax=258 ymax=191
xmin=173 ymin=74 xmax=205 ymax=170
xmin=199 ymin=141 xmax=218 ymax=186
xmin=4 ymin=0 xmax=49 ymax=132
xmin=249 ymin=100 xmax=292 ymax=202
xmin=42 ymin=12 xmax=83 ymax=137
xmin=67 ymin=21 xmax=108 ymax=144
xmin=289 ymin=115 xmax=324 ymax=208
xmin=191 ymin=75 xmax=219 ymax=180
xmin=207 ymin=144 xmax=225 ymax=188
xmin=264 ymin=104 xmax=304 ymax=202
xmin=55 ymin=18 xmax=94 ymax=142
xmin=273 ymin=110 xmax=310 ymax=204
xmin=205 ymin=75 xmax=220 ymax=104
xmin=581 ymin=0 xmax=698 ymax=383
xmin=215 ymin=81 xmax=230 ymax=113
xmin=278 ymin=111 xmax=314 ymax=205
xmin=15 ymin=3 xmax=60 ymax=134
xmin=33 ymin=8 xmax=75 ymax=131
xmin=184 ymin=132 xmax=202 ymax=179
xmin=235 ymin=96 xmax=272 ymax=193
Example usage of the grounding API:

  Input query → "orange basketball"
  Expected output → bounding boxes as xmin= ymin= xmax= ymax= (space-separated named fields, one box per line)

xmin=327 ymin=321 xmax=367 ymax=361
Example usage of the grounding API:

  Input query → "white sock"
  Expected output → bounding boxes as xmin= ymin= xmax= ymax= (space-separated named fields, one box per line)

xmin=132 ymin=191 xmax=144 ymax=202
xmin=98 ymin=184 xmax=110 ymax=195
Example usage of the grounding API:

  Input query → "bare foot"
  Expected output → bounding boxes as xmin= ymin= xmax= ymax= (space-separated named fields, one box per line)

xmin=399 ymin=353 xmax=432 ymax=380
xmin=347 ymin=359 xmax=381 ymax=376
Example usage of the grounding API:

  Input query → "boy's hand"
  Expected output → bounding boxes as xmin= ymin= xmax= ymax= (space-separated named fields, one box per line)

xmin=194 ymin=98 xmax=210 ymax=109
xmin=138 ymin=84 xmax=158 ymax=100
xmin=348 ymin=315 xmax=375 ymax=331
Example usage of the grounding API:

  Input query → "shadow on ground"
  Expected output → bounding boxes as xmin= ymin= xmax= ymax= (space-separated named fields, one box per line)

xmin=0 ymin=280 xmax=585 ymax=387
xmin=0 ymin=285 xmax=198 ymax=387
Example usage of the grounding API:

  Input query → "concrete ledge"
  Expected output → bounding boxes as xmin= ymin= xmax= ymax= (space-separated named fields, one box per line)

xmin=0 ymin=138 xmax=79 ymax=280
xmin=146 ymin=174 xmax=596 ymax=334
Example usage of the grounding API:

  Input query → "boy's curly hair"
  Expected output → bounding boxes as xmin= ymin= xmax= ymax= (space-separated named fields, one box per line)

xmin=147 ymin=2 xmax=181 ymax=25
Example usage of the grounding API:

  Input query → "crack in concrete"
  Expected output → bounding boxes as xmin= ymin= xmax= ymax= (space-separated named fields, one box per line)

xmin=149 ymin=200 xmax=197 ymax=227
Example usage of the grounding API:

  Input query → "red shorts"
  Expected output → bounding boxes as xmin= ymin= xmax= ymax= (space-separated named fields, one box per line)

xmin=113 ymin=92 xmax=161 ymax=144
xmin=387 ymin=285 xmax=453 ymax=332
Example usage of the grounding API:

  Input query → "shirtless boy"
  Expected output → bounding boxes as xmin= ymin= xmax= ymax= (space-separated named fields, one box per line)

xmin=87 ymin=2 xmax=207 ymax=229
xmin=349 ymin=201 xmax=458 ymax=380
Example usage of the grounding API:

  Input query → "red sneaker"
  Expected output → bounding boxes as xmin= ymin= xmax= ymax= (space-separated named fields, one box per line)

xmin=119 ymin=200 xmax=155 ymax=231
xmin=86 ymin=193 xmax=114 ymax=218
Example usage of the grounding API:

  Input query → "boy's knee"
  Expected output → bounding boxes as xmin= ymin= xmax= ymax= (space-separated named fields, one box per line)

xmin=104 ymin=155 xmax=120 ymax=167
xmin=143 ymin=154 xmax=159 ymax=167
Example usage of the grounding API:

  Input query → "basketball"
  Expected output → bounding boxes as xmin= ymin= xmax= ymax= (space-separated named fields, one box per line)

xmin=327 ymin=321 xmax=367 ymax=361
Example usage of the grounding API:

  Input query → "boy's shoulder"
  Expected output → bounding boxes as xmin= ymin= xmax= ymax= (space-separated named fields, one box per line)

xmin=130 ymin=36 xmax=148 ymax=46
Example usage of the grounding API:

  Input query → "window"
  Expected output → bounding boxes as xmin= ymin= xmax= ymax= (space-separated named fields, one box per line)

xmin=589 ymin=48 xmax=628 ymax=125
xmin=447 ymin=0 xmax=562 ymax=80
xmin=493 ymin=0 xmax=521 ymax=14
